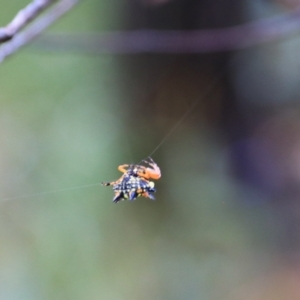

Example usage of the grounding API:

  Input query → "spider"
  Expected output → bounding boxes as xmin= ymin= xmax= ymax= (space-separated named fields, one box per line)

xmin=102 ymin=157 xmax=161 ymax=203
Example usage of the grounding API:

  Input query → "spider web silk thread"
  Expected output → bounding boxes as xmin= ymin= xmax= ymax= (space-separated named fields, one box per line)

xmin=2 ymin=70 xmax=223 ymax=202
xmin=146 ymin=70 xmax=224 ymax=159
xmin=1 ymin=183 xmax=100 ymax=203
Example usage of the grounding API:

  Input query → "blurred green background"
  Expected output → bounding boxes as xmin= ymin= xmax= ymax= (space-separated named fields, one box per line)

xmin=1 ymin=1 xmax=300 ymax=299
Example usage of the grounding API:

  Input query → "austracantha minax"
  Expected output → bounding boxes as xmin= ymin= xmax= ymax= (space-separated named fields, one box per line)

xmin=101 ymin=157 xmax=161 ymax=203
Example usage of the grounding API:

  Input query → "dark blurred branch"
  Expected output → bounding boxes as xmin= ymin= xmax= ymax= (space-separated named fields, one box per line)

xmin=35 ymin=6 xmax=300 ymax=54
xmin=0 ymin=0 xmax=78 ymax=62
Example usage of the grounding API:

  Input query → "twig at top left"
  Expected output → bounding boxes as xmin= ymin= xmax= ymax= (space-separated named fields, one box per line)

xmin=0 ymin=0 xmax=78 ymax=62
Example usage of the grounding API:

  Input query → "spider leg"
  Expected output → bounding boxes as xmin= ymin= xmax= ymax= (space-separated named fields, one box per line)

xmin=142 ymin=157 xmax=155 ymax=165
xmin=118 ymin=164 xmax=130 ymax=174
xmin=148 ymin=194 xmax=155 ymax=200
xmin=142 ymin=191 xmax=155 ymax=200
xmin=102 ymin=174 xmax=125 ymax=187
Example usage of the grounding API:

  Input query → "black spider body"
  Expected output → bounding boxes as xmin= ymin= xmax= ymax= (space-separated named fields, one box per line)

xmin=101 ymin=158 xmax=160 ymax=203
xmin=112 ymin=173 xmax=156 ymax=203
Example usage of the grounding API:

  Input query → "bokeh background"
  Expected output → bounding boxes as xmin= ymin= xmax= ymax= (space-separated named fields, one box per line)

xmin=1 ymin=0 xmax=300 ymax=299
